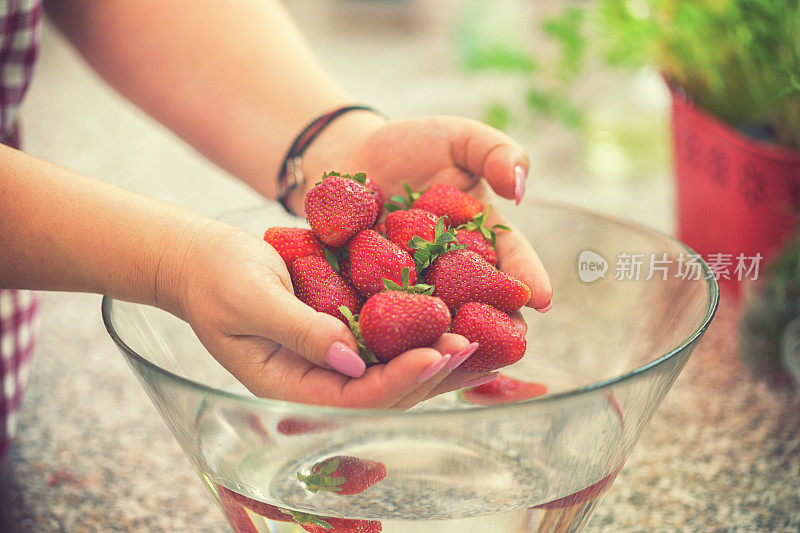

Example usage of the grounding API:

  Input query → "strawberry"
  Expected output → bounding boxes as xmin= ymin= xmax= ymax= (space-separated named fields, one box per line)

xmin=455 ymin=229 xmax=497 ymax=265
xmin=453 ymin=208 xmax=509 ymax=266
xmin=216 ymin=484 xmax=294 ymax=525
xmin=291 ymin=256 xmax=362 ymax=323
xmin=412 ymin=184 xmax=483 ymax=226
xmin=276 ymin=417 xmax=334 ymax=435
xmin=345 ymin=289 xmax=451 ymax=362
xmin=299 ymin=516 xmax=382 ymax=533
xmin=385 ymin=208 xmax=440 ymax=254
xmin=459 ymin=374 xmax=546 ymax=405
xmin=305 ymin=173 xmax=378 ymax=247
xmin=324 ymin=171 xmax=384 ymax=217
xmin=297 ymin=455 xmax=387 ymax=495
xmin=450 ymin=302 xmax=527 ymax=372
xmin=217 ymin=490 xmax=261 ymax=533
xmin=347 ymin=230 xmax=417 ymax=297
xmin=424 ymin=249 xmax=530 ymax=313
xmin=263 ymin=227 xmax=325 ymax=273
xmin=372 ymin=220 xmax=387 ymax=235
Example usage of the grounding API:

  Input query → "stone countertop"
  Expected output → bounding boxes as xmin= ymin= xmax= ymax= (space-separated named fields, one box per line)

xmin=2 ymin=3 xmax=799 ymax=531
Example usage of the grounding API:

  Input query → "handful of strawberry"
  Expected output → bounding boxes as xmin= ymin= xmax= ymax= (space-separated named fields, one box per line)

xmin=263 ymin=173 xmax=535 ymax=373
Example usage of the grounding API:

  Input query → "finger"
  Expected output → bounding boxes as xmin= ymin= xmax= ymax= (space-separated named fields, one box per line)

xmin=335 ymin=348 xmax=449 ymax=408
xmin=442 ymin=117 xmax=530 ymax=203
xmin=486 ymin=202 xmax=553 ymax=310
xmin=390 ymin=333 xmax=471 ymax=410
xmin=231 ymin=278 xmax=367 ymax=378
xmin=509 ymin=310 xmax=528 ymax=335
xmin=423 ymin=369 xmax=495 ymax=399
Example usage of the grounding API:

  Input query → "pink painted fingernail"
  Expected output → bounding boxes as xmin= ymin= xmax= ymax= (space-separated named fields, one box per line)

xmin=536 ymin=301 xmax=553 ymax=314
xmin=416 ymin=354 xmax=451 ymax=383
xmin=446 ymin=342 xmax=479 ymax=371
xmin=325 ymin=342 xmax=366 ymax=378
xmin=461 ymin=373 xmax=499 ymax=389
xmin=514 ymin=165 xmax=527 ymax=205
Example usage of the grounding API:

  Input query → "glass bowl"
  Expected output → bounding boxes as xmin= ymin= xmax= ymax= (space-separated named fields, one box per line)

xmin=102 ymin=200 xmax=718 ymax=533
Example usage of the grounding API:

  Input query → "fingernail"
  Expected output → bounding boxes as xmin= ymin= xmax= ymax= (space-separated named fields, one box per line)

xmin=514 ymin=165 xmax=527 ymax=205
xmin=416 ymin=354 xmax=451 ymax=383
xmin=535 ymin=301 xmax=553 ymax=314
xmin=325 ymin=342 xmax=366 ymax=378
xmin=446 ymin=342 xmax=479 ymax=371
xmin=461 ymin=373 xmax=499 ymax=389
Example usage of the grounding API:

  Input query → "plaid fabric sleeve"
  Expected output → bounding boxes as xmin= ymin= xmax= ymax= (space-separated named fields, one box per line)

xmin=0 ymin=0 xmax=42 ymax=462
xmin=0 ymin=290 xmax=41 ymax=460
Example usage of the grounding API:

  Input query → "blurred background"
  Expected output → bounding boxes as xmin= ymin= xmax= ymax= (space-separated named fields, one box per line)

xmin=2 ymin=0 xmax=800 ymax=531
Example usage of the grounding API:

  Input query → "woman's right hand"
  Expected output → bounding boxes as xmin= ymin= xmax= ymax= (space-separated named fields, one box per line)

xmin=161 ymin=222 xmax=485 ymax=409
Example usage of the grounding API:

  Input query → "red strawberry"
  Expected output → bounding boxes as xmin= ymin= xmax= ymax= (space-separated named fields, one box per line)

xmin=276 ymin=417 xmax=334 ymax=435
xmin=385 ymin=208 xmax=440 ymax=254
xmin=355 ymin=291 xmax=451 ymax=362
xmin=297 ymin=455 xmax=387 ymax=495
xmin=412 ymin=184 xmax=483 ymax=226
xmin=425 ymin=249 xmax=531 ymax=313
xmin=459 ymin=374 xmax=546 ymax=405
xmin=323 ymin=171 xmax=384 ymax=217
xmin=364 ymin=177 xmax=384 ymax=217
xmin=450 ymin=302 xmax=527 ymax=371
xmin=216 ymin=485 xmax=294 ymax=525
xmin=372 ymin=221 xmax=387 ymax=235
xmin=455 ymin=228 xmax=497 ymax=265
xmin=347 ymin=230 xmax=417 ymax=297
xmin=300 ymin=516 xmax=382 ymax=533
xmin=291 ymin=256 xmax=362 ymax=323
xmin=263 ymin=227 xmax=325 ymax=273
xmin=305 ymin=173 xmax=378 ymax=247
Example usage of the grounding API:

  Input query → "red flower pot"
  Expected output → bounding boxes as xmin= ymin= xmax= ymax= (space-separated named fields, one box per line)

xmin=671 ymin=84 xmax=800 ymax=295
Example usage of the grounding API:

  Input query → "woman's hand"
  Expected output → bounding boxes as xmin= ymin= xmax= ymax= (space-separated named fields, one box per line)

xmin=163 ymin=222 xmax=474 ymax=409
xmin=282 ymin=114 xmax=554 ymax=397
xmin=294 ymin=114 xmax=553 ymax=313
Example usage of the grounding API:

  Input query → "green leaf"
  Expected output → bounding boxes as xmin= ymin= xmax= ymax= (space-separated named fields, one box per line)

xmin=323 ymin=248 xmax=340 ymax=273
xmin=319 ymin=457 xmax=340 ymax=475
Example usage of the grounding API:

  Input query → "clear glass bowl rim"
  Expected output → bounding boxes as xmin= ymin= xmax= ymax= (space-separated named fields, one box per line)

xmin=101 ymin=199 xmax=719 ymax=419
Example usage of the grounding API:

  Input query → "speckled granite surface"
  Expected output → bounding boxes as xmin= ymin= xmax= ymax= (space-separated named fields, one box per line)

xmin=2 ymin=2 xmax=799 ymax=531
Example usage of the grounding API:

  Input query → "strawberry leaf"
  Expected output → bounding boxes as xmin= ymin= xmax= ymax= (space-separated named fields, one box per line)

xmin=319 ymin=457 xmax=340 ymax=475
xmin=456 ymin=206 xmax=509 ymax=248
xmin=381 ymin=267 xmax=435 ymax=295
xmin=290 ymin=511 xmax=331 ymax=529
xmin=409 ymin=219 xmax=465 ymax=272
xmin=323 ymin=247 xmax=340 ymax=273
xmin=386 ymin=182 xmax=421 ymax=211
xmin=338 ymin=306 xmax=379 ymax=365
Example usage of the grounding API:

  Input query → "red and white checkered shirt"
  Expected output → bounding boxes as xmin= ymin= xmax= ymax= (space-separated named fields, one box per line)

xmin=0 ymin=0 xmax=42 ymax=462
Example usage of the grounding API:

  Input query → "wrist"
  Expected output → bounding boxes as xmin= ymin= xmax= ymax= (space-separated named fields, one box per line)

xmin=151 ymin=215 xmax=224 ymax=320
xmin=282 ymin=109 xmax=387 ymax=215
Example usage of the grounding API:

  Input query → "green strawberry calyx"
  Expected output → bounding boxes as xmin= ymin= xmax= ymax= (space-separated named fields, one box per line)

xmin=288 ymin=510 xmax=332 ymax=529
xmin=296 ymin=457 xmax=347 ymax=494
xmin=338 ymin=306 xmax=380 ymax=365
xmin=456 ymin=206 xmax=510 ymax=247
xmin=386 ymin=182 xmax=422 ymax=212
xmin=318 ymin=170 xmax=373 ymax=194
xmin=408 ymin=218 xmax=465 ymax=272
xmin=323 ymin=246 xmax=344 ymax=273
xmin=381 ymin=267 xmax=434 ymax=295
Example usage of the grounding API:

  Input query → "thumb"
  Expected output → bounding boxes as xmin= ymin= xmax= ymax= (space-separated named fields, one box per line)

xmin=243 ymin=282 xmax=367 ymax=378
xmin=443 ymin=117 xmax=530 ymax=204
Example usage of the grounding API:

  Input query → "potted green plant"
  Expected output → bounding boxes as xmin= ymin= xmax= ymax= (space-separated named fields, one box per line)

xmin=458 ymin=0 xmax=800 ymax=295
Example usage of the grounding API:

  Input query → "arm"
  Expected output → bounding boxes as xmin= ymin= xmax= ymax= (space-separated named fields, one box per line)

xmin=45 ymin=0 xmax=552 ymax=310
xmin=45 ymin=0 xmax=384 ymax=200
xmin=0 ymin=144 xmax=470 ymax=406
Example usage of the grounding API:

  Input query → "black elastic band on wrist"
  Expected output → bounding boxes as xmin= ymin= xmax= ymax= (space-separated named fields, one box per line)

xmin=276 ymin=104 xmax=381 ymax=214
